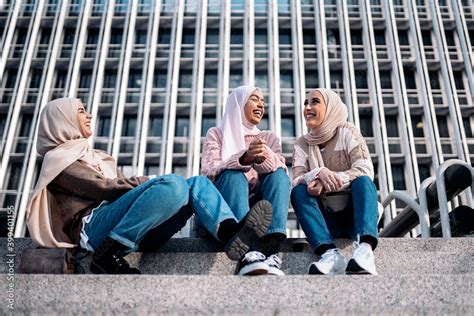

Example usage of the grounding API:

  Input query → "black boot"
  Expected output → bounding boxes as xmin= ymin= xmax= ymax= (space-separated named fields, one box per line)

xmin=90 ymin=237 xmax=141 ymax=274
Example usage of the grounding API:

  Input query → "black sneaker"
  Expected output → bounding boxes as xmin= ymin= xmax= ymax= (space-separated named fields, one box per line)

xmin=90 ymin=237 xmax=141 ymax=274
xmin=225 ymin=200 xmax=273 ymax=261
xmin=237 ymin=251 xmax=269 ymax=275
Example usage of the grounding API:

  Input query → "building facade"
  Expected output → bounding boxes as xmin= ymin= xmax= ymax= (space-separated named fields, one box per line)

xmin=0 ymin=0 xmax=473 ymax=238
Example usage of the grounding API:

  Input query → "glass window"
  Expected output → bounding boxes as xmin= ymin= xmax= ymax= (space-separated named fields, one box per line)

xmin=279 ymin=28 xmax=292 ymax=45
xmin=79 ymin=70 xmax=92 ymax=89
xmin=5 ymin=71 xmax=18 ymax=89
xmin=330 ymin=71 xmax=343 ymax=90
xmin=374 ymin=30 xmax=385 ymax=45
xmin=158 ymin=29 xmax=171 ymax=44
xmin=398 ymin=29 xmax=409 ymax=45
xmin=327 ymin=29 xmax=340 ymax=45
xmin=149 ymin=116 xmax=163 ymax=136
xmin=63 ymin=28 xmax=76 ymax=45
xmin=355 ymin=71 xmax=368 ymax=89
xmin=122 ymin=116 xmax=137 ymax=137
xmin=204 ymin=70 xmax=217 ymax=88
xmin=206 ymin=28 xmax=219 ymax=45
xmin=19 ymin=114 xmax=33 ymax=136
xmin=404 ymin=70 xmax=417 ymax=89
xmin=418 ymin=164 xmax=431 ymax=183
xmin=385 ymin=115 xmax=398 ymax=137
xmin=182 ymin=29 xmax=195 ymax=45
xmin=436 ymin=115 xmax=450 ymax=137
xmin=463 ymin=117 xmax=472 ymax=138
xmin=55 ymin=71 xmax=67 ymax=89
xmin=280 ymin=70 xmax=293 ymax=89
xmin=281 ymin=117 xmax=295 ymax=137
xmin=7 ymin=162 xmax=22 ymax=190
xmin=359 ymin=114 xmax=374 ymax=137
xmin=110 ymin=28 xmax=123 ymax=44
xmin=229 ymin=69 xmax=243 ymax=88
xmin=0 ymin=114 xmax=6 ymax=138
xmin=201 ymin=117 xmax=216 ymax=136
xmin=135 ymin=30 xmax=147 ymax=44
xmin=379 ymin=71 xmax=392 ymax=89
xmin=453 ymin=71 xmax=464 ymax=89
xmin=128 ymin=69 xmax=143 ymax=89
xmin=103 ymin=70 xmax=117 ymax=88
xmin=305 ymin=70 xmax=318 ymax=89
xmin=87 ymin=29 xmax=99 ymax=44
xmin=153 ymin=71 xmax=167 ymax=88
xmin=421 ymin=30 xmax=432 ymax=45
xmin=231 ymin=28 xmax=243 ymax=45
xmin=179 ymin=70 xmax=193 ymax=88
xmin=429 ymin=71 xmax=440 ymax=89
xmin=29 ymin=71 xmax=42 ymax=89
xmin=255 ymin=71 xmax=268 ymax=89
xmin=303 ymin=28 xmax=316 ymax=45
xmin=175 ymin=117 xmax=189 ymax=136
xmin=255 ymin=28 xmax=267 ymax=45
xmin=392 ymin=164 xmax=406 ymax=190
xmin=444 ymin=30 xmax=455 ymax=46
xmin=97 ymin=116 xmax=111 ymax=137
xmin=351 ymin=29 xmax=363 ymax=45
xmin=411 ymin=115 xmax=424 ymax=137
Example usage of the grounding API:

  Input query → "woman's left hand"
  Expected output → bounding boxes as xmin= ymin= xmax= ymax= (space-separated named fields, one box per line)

xmin=307 ymin=179 xmax=325 ymax=196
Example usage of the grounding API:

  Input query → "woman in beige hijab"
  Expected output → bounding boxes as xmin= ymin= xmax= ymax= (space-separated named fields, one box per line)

xmin=27 ymin=97 xmax=272 ymax=274
xmin=291 ymin=89 xmax=379 ymax=275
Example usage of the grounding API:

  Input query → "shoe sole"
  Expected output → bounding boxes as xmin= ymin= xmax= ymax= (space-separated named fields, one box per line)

xmin=267 ymin=266 xmax=285 ymax=276
xmin=308 ymin=263 xmax=346 ymax=275
xmin=225 ymin=200 xmax=273 ymax=261
xmin=345 ymin=258 xmax=376 ymax=275
xmin=90 ymin=259 xmax=141 ymax=275
xmin=238 ymin=262 xmax=269 ymax=276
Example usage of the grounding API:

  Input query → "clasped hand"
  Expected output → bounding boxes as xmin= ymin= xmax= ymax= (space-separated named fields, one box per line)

xmin=307 ymin=168 xmax=344 ymax=196
xmin=240 ymin=139 xmax=267 ymax=165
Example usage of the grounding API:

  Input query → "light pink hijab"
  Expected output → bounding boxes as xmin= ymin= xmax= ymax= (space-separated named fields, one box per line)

xmin=219 ymin=85 xmax=261 ymax=161
xmin=27 ymin=98 xmax=117 ymax=248
xmin=303 ymin=88 xmax=350 ymax=170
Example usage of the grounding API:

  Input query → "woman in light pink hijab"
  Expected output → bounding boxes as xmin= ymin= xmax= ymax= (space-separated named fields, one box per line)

xmin=201 ymin=85 xmax=290 ymax=276
xmin=291 ymin=88 xmax=379 ymax=275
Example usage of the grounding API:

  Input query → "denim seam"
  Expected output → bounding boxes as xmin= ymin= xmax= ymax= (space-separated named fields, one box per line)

xmin=266 ymin=228 xmax=287 ymax=236
xmin=313 ymin=239 xmax=336 ymax=249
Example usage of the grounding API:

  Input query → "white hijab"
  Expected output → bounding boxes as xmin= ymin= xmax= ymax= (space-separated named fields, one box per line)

xmin=27 ymin=98 xmax=117 ymax=248
xmin=219 ymin=85 xmax=261 ymax=160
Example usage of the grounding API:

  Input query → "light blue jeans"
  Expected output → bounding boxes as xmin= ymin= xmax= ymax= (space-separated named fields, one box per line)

xmin=84 ymin=174 xmax=236 ymax=252
xmin=214 ymin=168 xmax=290 ymax=236
xmin=291 ymin=176 xmax=379 ymax=252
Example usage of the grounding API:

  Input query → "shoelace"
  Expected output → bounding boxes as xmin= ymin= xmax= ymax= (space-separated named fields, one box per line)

xmin=320 ymin=249 xmax=341 ymax=264
xmin=265 ymin=254 xmax=282 ymax=268
xmin=243 ymin=251 xmax=266 ymax=262
xmin=352 ymin=240 xmax=372 ymax=259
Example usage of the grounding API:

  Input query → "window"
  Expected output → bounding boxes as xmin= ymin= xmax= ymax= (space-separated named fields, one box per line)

xmin=355 ymin=71 xmax=368 ymax=89
xmin=444 ymin=30 xmax=455 ymax=46
xmin=135 ymin=30 xmax=147 ymax=45
xmin=429 ymin=71 xmax=440 ymax=89
xmin=5 ymin=71 xmax=17 ymax=89
xmin=330 ymin=71 xmax=343 ymax=90
xmin=110 ymin=28 xmax=123 ymax=44
xmin=55 ymin=71 xmax=67 ymax=89
xmin=463 ymin=117 xmax=472 ymax=138
xmin=175 ymin=117 xmax=189 ymax=137
xmin=231 ymin=28 xmax=243 ymax=45
xmin=229 ymin=69 xmax=243 ymax=88
xmin=206 ymin=29 xmax=219 ymax=45
xmin=122 ymin=116 xmax=137 ymax=137
xmin=398 ymin=30 xmax=409 ymax=45
xmin=436 ymin=115 xmax=450 ymax=137
xmin=158 ymin=29 xmax=171 ymax=44
xmin=391 ymin=164 xmax=406 ymax=190
xmin=411 ymin=115 xmax=424 ymax=137
xmin=255 ymin=71 xmax=268 ymax=89
xmin=279 ymin=28 xmax=292 ymax=45
xmin=280 ymin=70 xmax=293 ymax=89
xmin=97 ymin=116 xmax=111 ymax=137
xmin=79 ymin=70 xmax=92 ymax=89
xmin=385 ymin=115 xmax=399 ymax=137
xmin=327 ymin=29 xmax=340 ymax=45
xmin=359 ymin=114 xmax=374 ymax=137
xmin=87 ymin=29 xmax=99 ymax=44
xmin=303 ymin=28 xmax=316 ymax=45
xmin=281 ymin=117 xmax=295 ymax=137
xmin=255 ymin=28 xmax=267 ymax=45
xmin=7 ymin=163 xmax=22 ymax=190
xmin=148 ymin=116 xmax=163 ymax=136
xmin=201 ymin=117 xmax=216 ymax=136
xmin=379 ymin=71 xmax=392 ymax=89
xmin=305 ymin=70 xmax=318 ymax=89
xmin=182 ymin=29 xmax=195 ymax=45
xmin=374 ymin=30 xmax=385 ymax=45
xmin=19 ymin=114 xmax=33 ymax=137
xmin=153 ymin=71 xmax=167 ymax=88
xmin=421 ymin=30 xmax=432 ymax=45
xmin=418 ymin=164 xmax=431 ymax=183
xmin=179 ymin=70 xmax=193 ymax=88
xmin=128 ymin=69 xmax=143 ymax=89
xmin=453 ymin=71 xmax=464 ymax=89
xmin=204 ymin=70 xmax=217 ymax=88
xmin=351 ymin=29 xmax=363 ymax=45
xmin=404 ymin=70 xmax=417 ymax=89
xmin=103 ymin=70 xmax=117 ymax=88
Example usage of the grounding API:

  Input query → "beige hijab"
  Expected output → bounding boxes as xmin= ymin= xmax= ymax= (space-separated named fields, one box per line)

xmin=303 ymin=88 xmax=351 ymax=170
xmin=27 ymin=98 xmax=117 ymax=248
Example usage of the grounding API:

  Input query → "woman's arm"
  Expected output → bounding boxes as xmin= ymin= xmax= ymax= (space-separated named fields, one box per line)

xmin=335 ymin=126 xmax=374 ymax=183
xmin=253 ymin=132 xmax=288 ymax=174
xmin=51 ymin=161 xmax=149 ymax=202
xmin=200 ymin=127 xmax=251 ymax=181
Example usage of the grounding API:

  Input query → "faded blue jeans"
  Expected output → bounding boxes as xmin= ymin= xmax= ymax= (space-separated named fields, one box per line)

xmin=291 ymin=176 xmax=379 ymax=253
xmin=214 ymin=168 xmax=290 ymax=236
xmin=84 ymin=174 xmax=235 ymax=252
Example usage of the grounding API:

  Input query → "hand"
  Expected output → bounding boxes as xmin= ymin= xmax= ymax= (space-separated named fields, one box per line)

xmin=244 ymin=139 xmax=267 ymax=164
xmin=317 ymin=167 xmax=344 ymax=192
xmin=307 ymin=179 xmax=324 ymax=196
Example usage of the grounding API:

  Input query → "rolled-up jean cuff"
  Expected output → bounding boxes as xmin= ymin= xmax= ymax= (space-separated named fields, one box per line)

xmin=212 ymin=215 xmax=238 ymax=240
xmin=358 ymin=232 xmax=378 ymax=249
xmin=266 ymin=228 xmax=287 ymax=236
xmin=108 ymin=232 xmax=137 ymax=254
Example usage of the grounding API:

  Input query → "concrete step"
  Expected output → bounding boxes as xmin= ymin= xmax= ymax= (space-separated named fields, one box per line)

xmin=1 ymin=238 xmax=473 ymax=275
xmin=3 ymin=274 xmax=473 ymax=314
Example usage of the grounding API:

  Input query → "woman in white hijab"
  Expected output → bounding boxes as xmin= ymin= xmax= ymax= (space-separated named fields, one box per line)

xmin=201 ymin=85 xmax=290 ymax=276
xmin=27 ymin=97 xmax=272 ymax=274
xmin=291 ymin=88 xmax=379 ymax=275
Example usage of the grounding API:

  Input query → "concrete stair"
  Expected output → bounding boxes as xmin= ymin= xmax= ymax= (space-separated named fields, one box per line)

xmin=1 ymin=237 xmax=473 ymax=314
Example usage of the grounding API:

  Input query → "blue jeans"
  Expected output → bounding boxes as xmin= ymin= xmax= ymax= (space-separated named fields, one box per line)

xmin=84 ymin=174 xmax=236 ymax=252
xmin=213 ymin=168 xmax=290 ymax=236
xmin=291 ymin=176 xmax=378 ymax=252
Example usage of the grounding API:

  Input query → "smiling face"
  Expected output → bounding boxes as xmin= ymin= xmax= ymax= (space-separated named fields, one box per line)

xmin=77 ymin=103 xmax=93 ymax=138
xmin=303 ymin=90 xmax=327 ymax=129
xmin=243 ymin=89 xmax=265 ymax=125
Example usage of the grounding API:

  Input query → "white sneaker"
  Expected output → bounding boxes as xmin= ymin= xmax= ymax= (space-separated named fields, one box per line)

xmin=346 ymin=241 xmax=378 ymax=275
xmin=308 ymin=248 xmax=347 ymax=275
xmin=265 ymin=254 xmax=284 ymax=275
xmin=237 ymin=251 xmax=269 ymax=275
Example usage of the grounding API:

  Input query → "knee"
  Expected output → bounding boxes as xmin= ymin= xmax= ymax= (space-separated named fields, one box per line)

xmin=351 ymin=176 xmax=375 ymax=190
xmin=290 ymin=184 xmax=308 ymax=208
xmin=154 ymin=174 xmax=189 ymax=204
xmin=268 ymin=168 xmax=290 ymax=186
